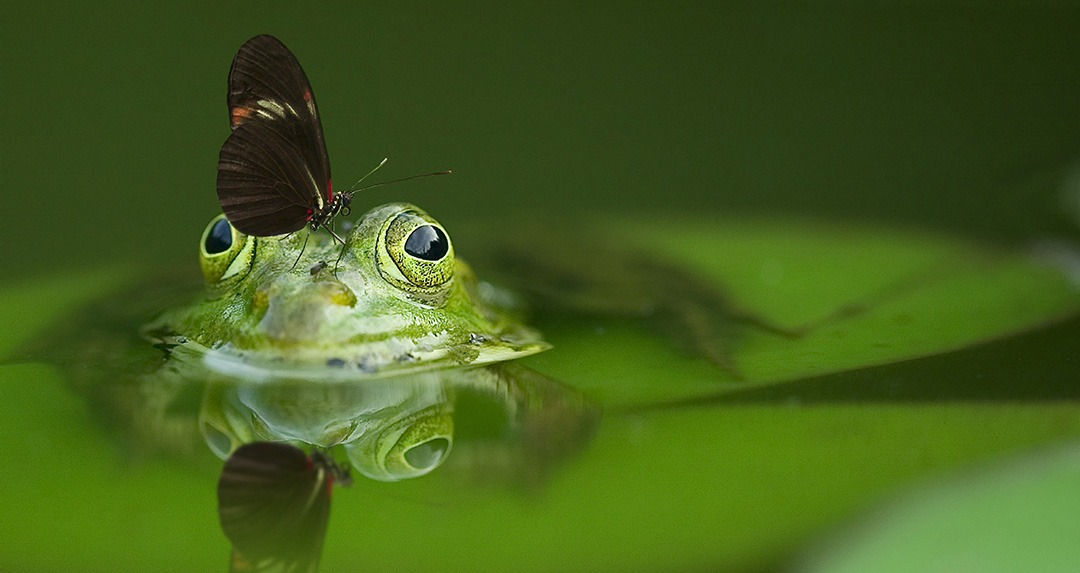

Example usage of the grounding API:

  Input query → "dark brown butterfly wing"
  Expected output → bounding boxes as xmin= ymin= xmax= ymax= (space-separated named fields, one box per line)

xmin=217 ymin=442 xmax=336 ymax=573
xmin=217 ymin=35 xmax=332 ymax=236
xmin=218 ymin=121 xmax=322 ymax=235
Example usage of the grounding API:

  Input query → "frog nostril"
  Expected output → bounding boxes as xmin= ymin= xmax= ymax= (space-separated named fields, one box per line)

xmin=321 ymin=282 xmax=356 ymax=307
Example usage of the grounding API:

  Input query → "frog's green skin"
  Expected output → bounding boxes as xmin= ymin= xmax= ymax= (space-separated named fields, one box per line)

xmin=147 ymin=203 xmax=548 ymax=380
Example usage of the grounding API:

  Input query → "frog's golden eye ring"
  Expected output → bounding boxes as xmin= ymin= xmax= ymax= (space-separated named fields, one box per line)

xmin=199 ymin=214 xmax=254 ymax=285
xmin=386 ymin=215 xmax=453 ymax=288
xmin=377 ymin=209 xmax=455 ymax=302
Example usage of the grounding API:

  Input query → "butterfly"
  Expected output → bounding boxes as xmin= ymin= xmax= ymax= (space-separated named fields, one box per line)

xmin=216 ymin=35 xmax=448 ymax=249
xmin=217 ymin=441 xmax=352 ymax=573
xmin=216 ymin=35 xmax=347 ymax=239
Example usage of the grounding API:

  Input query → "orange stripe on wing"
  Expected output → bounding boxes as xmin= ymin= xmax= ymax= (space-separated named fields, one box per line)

xmin=230 ymin=106 xmax=255 ymax=128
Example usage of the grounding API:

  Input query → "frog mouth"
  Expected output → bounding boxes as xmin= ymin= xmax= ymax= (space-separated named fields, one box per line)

xmin=192 ymin=332 xmax=550 ymax=382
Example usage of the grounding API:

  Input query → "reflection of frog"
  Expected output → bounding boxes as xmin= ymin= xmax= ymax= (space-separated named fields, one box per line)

xmin=199 ymin=362 xmax=596 ymax=483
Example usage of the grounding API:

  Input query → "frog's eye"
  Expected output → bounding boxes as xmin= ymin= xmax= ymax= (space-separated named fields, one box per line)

xmin=199 ymin=214 xmax=254 ymax=284
xmin=377 ymin=209 xmax=455 ymax=302
xmin=204 ymin=217 xmax=233 ymax=255
xmin=404 ymin=225 xmax=449 ymax=262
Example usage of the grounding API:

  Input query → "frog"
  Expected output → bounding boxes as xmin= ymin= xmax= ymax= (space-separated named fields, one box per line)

xmin=31 ymin=202 xmax=598 ymax=485
xmin=150 ymin=202 xmax=549 ymax=379
xmin=28 ymin=197 xmax=756 ymax=487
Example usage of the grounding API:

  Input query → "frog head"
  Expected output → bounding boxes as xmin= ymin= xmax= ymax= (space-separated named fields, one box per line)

xmin=161 ymin=202 xmax=548 ymax=378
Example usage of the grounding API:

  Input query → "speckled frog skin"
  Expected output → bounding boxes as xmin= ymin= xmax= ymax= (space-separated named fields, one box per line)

xmin=147 ymin=202 xmax=548 ymax=379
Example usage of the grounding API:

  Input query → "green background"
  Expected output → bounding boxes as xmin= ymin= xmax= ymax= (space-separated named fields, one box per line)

xmin=5 ymin=2 xmax=1080 ymax=277
xmin=4 ymin=2 xmax=1080 ymax=571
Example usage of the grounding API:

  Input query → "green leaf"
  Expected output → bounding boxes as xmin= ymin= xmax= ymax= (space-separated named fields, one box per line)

xmin=799 ymin=440 xmax=1080 ymax=572
xmin=523 ymin=217 xmax=1080 ymax=406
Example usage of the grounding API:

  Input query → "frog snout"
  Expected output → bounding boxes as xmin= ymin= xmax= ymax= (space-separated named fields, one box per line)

xmin=257 ymin=280 xmax=357 ymax=342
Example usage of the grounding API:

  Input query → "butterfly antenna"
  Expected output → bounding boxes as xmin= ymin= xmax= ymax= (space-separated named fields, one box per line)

xmin=347 ymin=158 xmax=389 ymax=192
xmin=346 ymin=157 xmax=452 ymax=195
xmin=353 ymin=170 xmax=452 ymax=193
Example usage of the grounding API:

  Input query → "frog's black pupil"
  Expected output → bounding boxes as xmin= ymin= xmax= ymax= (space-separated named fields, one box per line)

xmin=404 ymin=225 xmax=448 ymax=261
xmin=205 ymin=219 xmax=233 ymax=254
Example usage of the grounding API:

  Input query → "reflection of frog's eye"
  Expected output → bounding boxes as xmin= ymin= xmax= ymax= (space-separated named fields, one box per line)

xmin=403 ymin=437 xmax=450 ymax=470
xmin=199 ymin=214 xmax=254 ymax=284
xmin=378 ymin=209 xmax=455 ymax=301
xmin=345 ymin=407 xmax=454 ymax=482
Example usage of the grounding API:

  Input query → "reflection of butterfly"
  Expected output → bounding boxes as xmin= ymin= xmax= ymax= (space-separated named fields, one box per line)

xmin=216 ymin=35 xmax=346 ymax=238
xmin=217 ymin=441 xmax=352 ymax=573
